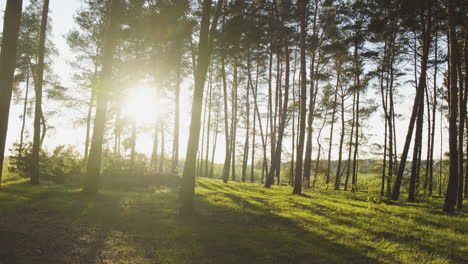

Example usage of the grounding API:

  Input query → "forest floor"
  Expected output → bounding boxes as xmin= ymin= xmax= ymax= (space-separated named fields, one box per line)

xmin=0 ymin=177 xmax=467 ymax=264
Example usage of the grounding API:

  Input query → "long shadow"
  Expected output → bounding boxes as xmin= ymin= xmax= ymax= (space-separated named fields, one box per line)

xmin=0 ymin=183 xmax=122 ymax=264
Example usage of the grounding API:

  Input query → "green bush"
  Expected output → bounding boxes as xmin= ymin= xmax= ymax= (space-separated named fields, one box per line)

xmin=8 ymin=142 xmax=83 ymax=183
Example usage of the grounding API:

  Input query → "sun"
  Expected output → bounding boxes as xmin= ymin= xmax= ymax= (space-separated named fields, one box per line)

xmin=122 ymin=86 xmax=158 ymax=125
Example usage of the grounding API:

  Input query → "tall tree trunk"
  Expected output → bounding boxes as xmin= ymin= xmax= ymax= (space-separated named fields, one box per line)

xmin=392 ymin=3 xmax=432 ymax=201
xmin=198 ymin=86 xmax=208 ymax=177
xmin=250 ymin=65 xmax=258 ymax=183
xmin=327 ymin=78 xmax=339 ymax=185
xmin=351 ymin=42 xmax=361 ymax=193
xmin=84 ymin=84 xmax=95 ymax=161
xmin=443 ymin=0 xmax=459 ymax=212
xmin=429 ymin=27 xmax=438 ymax=196
xmin=129 ymin=118 xmax=137 ymax=176
xmin=84 ymin=0 xmax=120 ymax=193
xmin=242 ymin=56 xmax=251 ymax=182
xmin=267 ymin=44 xmax=290 ymax=187
xmin=464 ymin=28 xmax=468 ymax=199
xmin=313 ymin=111 xmax=328 ymax=188
xmin=151 ymin=121 xmax=159 ymax=172
xmin=179 ymin=0 xmax=222 ymax=214
xmin=345 ymin=91 xmax=356 ymax=191
xmin=159 ymin=123 xmax=165 ymax=174
xmin=209 ymin=113 xmax=219 ymax=179
xmin=221 ymin=53 xmax=231 ymax=182
xmin=172 ymin=52 xmax=181 ymax=174
xmin=456 ymin=30 xmax=467 ymax=209
xmin=409 ymin=80 xmax=424 ymax=202
xmin=335 ymin=82 xmax=346 ymax=190
xmin=293 ymin=0 xmax=308 ymax=195
xmin=303 ymin=0 xmax=319 ymax=188
xmin=31 ymin=0 xmax=49 ymax=185
xmin=231 ymin=59 xmax=239 ymax=181
xmin=0 ymin=0 xmax=23 ymax=184
xmin=19 ymin=66 xmax=30 ymax=161
xmin=204 ymin=68 xmax=213 ymax=178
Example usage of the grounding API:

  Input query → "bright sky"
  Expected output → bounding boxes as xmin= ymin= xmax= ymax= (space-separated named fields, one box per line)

xmin=1 ymin=0 xmax=449 ymax=166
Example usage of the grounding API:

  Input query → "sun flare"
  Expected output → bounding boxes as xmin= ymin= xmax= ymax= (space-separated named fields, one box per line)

xmin=122 ymin=86 xmax=158 ymax=125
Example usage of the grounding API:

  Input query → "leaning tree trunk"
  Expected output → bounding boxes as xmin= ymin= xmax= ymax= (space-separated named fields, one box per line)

xmin=409 ymin=81 xmax=424 ymax=202
xmin=84 ymin=0 xmax=120 ymax=193
xmin=0 ymin=0 xmax=23 ymax=185
xmin=31 ymin=0 xmax=50 ymax=185
xmin=392 ymin=3 xmax=432 ymax=201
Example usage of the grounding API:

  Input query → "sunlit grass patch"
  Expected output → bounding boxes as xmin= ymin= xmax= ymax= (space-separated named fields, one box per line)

xmin=0 ymin=177 xmax=466 ymax=264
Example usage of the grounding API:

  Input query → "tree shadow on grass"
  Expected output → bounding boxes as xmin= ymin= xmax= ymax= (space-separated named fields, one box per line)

xmin=0 ymin=183 xmax=122 ymax=264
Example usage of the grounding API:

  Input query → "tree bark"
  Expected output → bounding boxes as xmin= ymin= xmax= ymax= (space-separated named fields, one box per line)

xmin=293 ymin=0 xmax=308 ymax=195
xmin=443 ymin=0 xmax=459 ymax=212
xmin=84 ymin=0 xmax=120 ymax=193
xmin=179 ymin=0 xmax=223 ymax=214
xmin=31 ymin=0 xmax=49 ymax=185
xmin=392 ymin=3 xmax=432 ymax=201
xmin=0 ymin=0 xmax=23 ymax=185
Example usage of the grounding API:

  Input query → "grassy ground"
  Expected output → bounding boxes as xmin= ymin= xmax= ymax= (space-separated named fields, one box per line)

xmin=0 ymin=177 xmax=467 ymax=264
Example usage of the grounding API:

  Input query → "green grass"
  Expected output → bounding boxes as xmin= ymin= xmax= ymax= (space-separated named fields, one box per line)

xmin=0 ymin=177 xmax=467 ymax=264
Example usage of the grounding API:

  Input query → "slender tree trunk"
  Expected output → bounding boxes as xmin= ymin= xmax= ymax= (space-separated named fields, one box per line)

xmin=409 ymin=80 xmax=424 ymax=202
xmin=335 ymin=83 xmax=346 ymax=190
xmin=84 ymin=84 xmax=95 ymax=161
xmin=242 ymin=57 xmax=251 ymax=182
xmin=327 ymin=79 xmax=339 ymax=185
xmin=303 ymin=0 xmax=319 ymax=188
xmin=221 ymin=54 xmax=231 ymax=182
xmin=267 ymin=44 xmax=290 ymax=187
xmin=172 ymin=53 xmax=181 ymax=174
xmin=31 ymin=0 xmax=49 ymax=185
xmin=209 ymin=115 xmax=219 ymax=179
xmin=313 ymin=111 xmax=328 ymax=188
xmin=345 ymin=92 xmax=356 ymax=191
xmin=429 ymin=28 xmax=438 ymax=196
xmin=392 ymin=4 xmax=432 ymax=200
xmin=456 ymin=30 xmax=467 ymax=209
xmin=159 ymin=123 xmax=165 ymax=174
xmin=199 ymin=86 xmax=208 ymax=177
xmin=204 ymin=68 xmax=213 ymax=178
xmin=19 ymin=66 xmax=30 ymax=161
xmin=351 ymin=42 xmax=361 ymax=193
xmin=151 ymin=121 xmax=159 ymax=172
xmin=84 ymin=0 xmax=120 ymax=193
xmin=129 ymin=118 xmax=137 ymax=176
xmin=250 ymin=67 xmax=257 ymax=183
xmin=231 ymin=59 xmax=239 ymax=181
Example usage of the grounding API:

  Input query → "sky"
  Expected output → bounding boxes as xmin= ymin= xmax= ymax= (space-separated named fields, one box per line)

xmin=1 ymin=0 xmax=449 ymax=165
